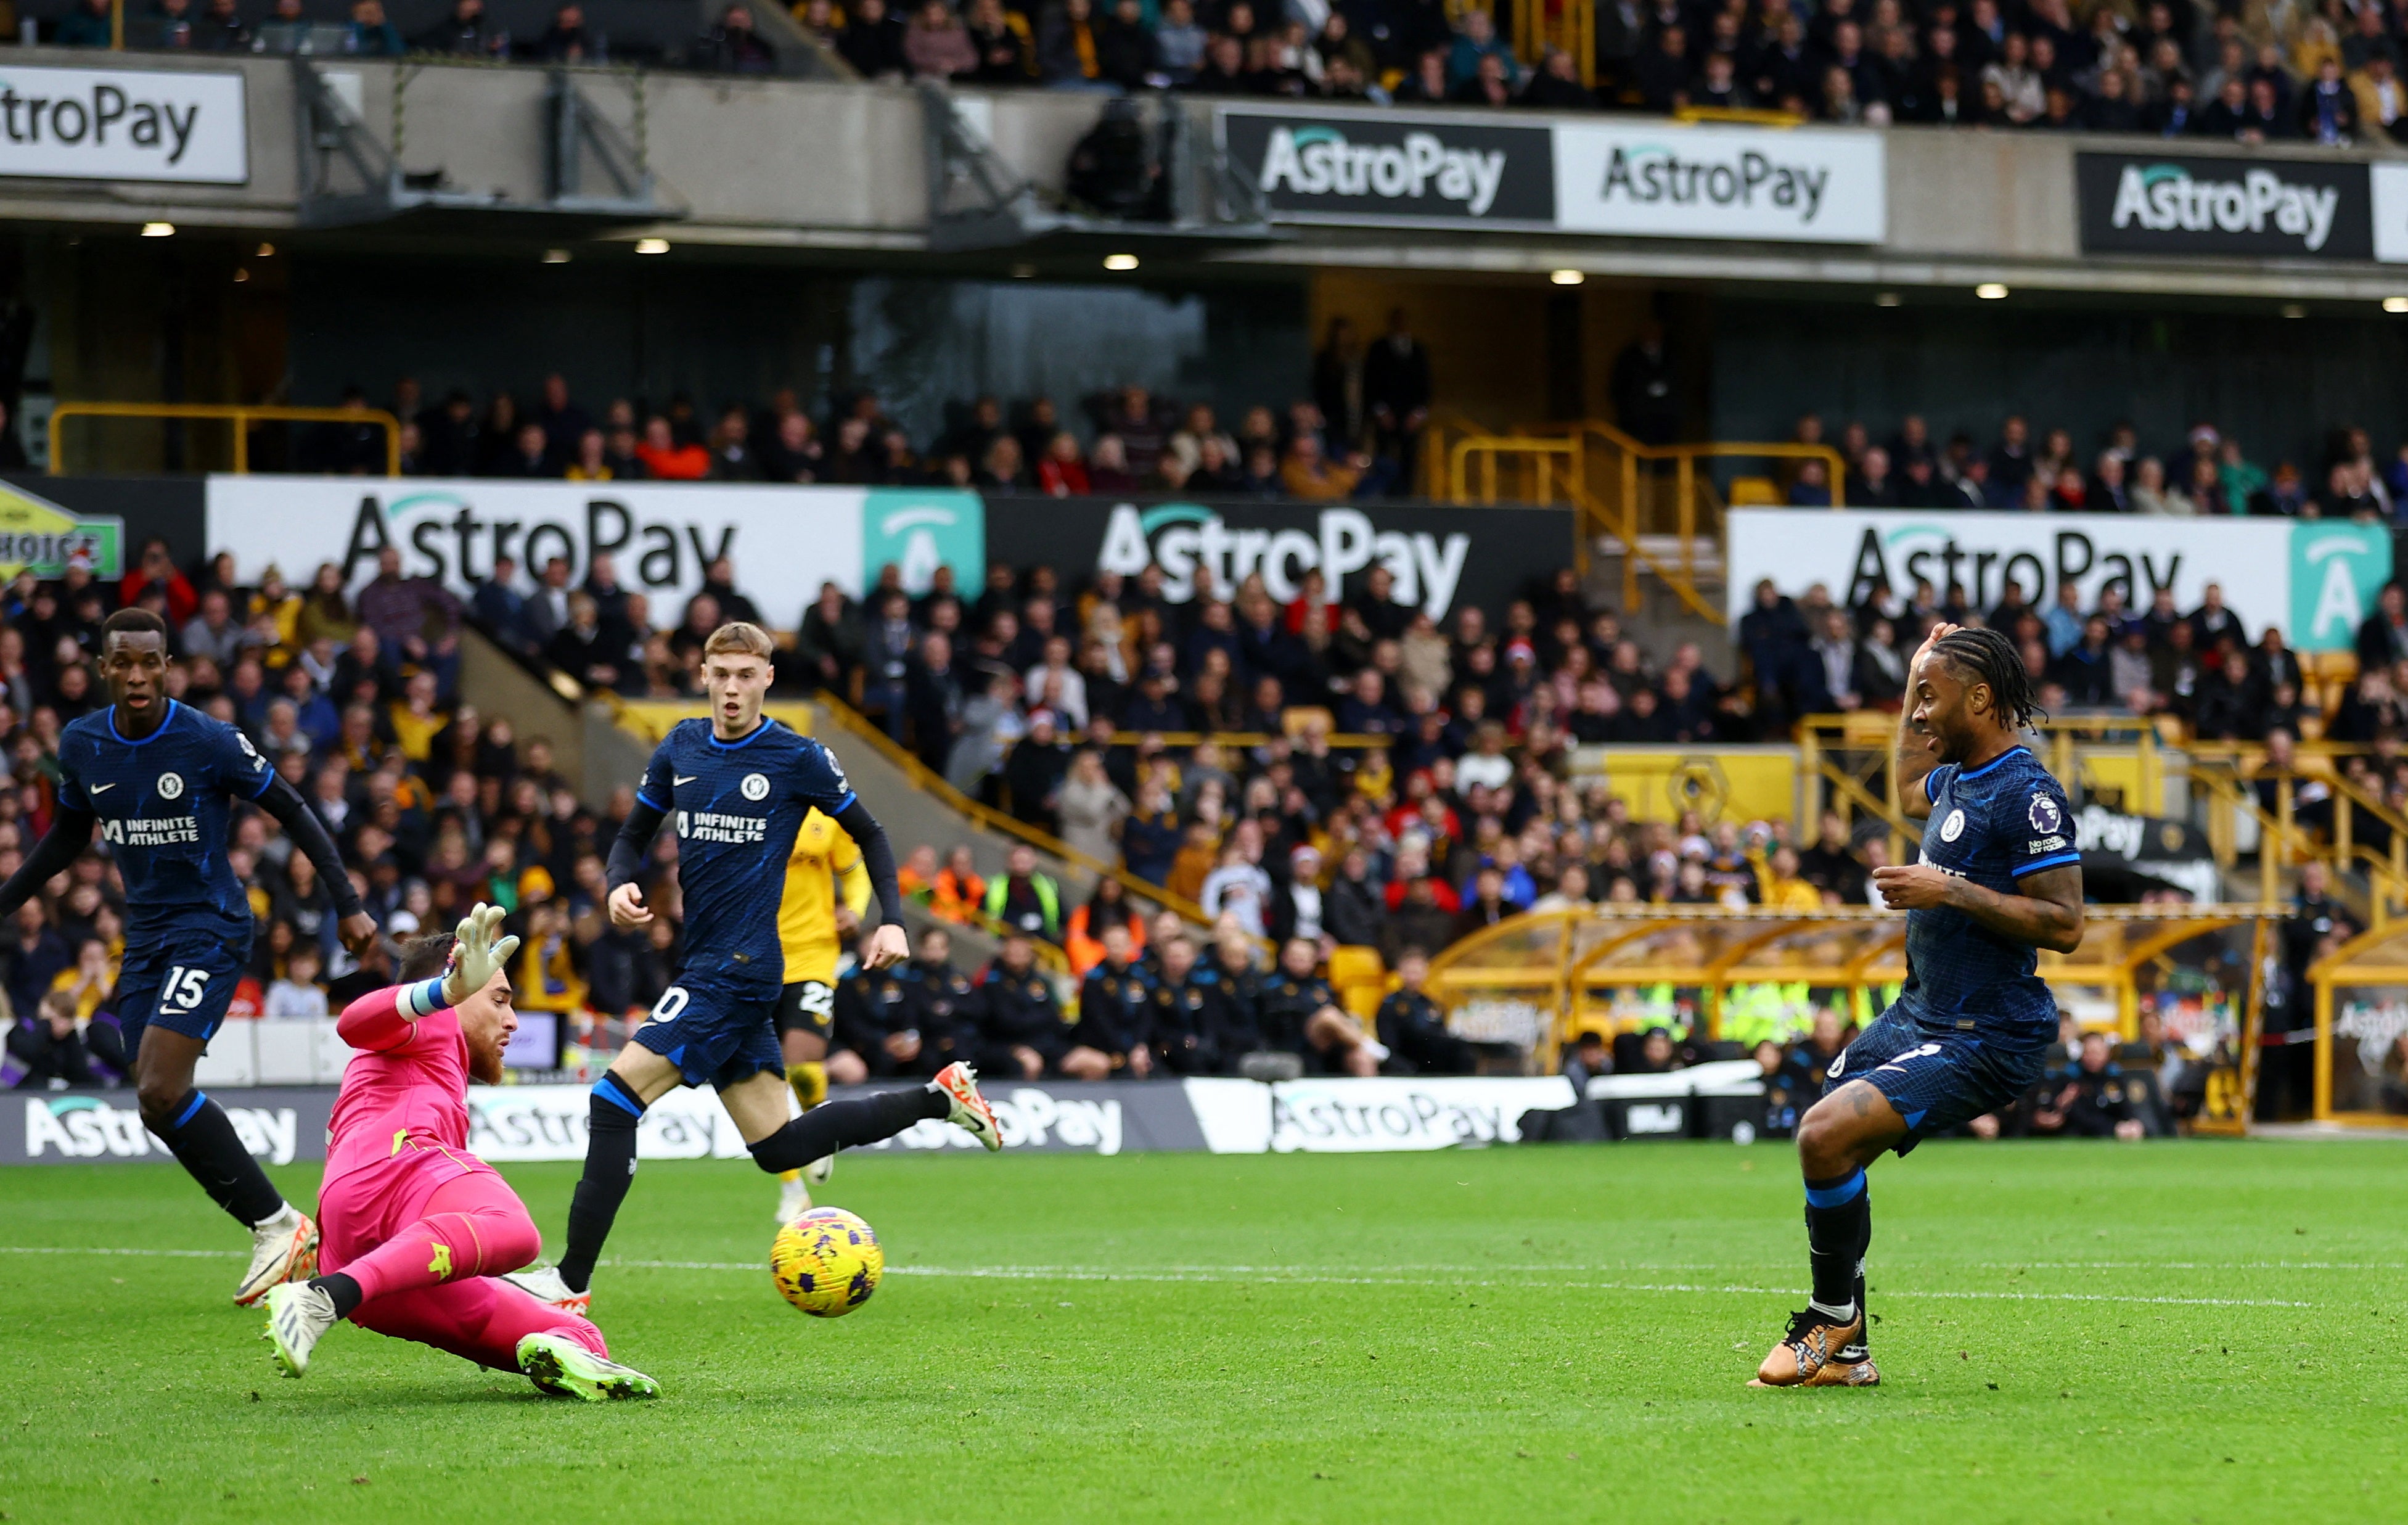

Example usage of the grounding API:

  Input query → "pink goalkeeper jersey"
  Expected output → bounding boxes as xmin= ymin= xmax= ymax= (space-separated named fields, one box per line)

xmin=324 ymin=984 xmax=475 ymax=1188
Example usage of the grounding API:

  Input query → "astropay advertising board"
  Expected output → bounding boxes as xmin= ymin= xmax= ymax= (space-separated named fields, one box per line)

xmin=0 ymin=64 xmax=247 ymax=183
xmin=205 ymin=477 xmax=985 ymax=625
xmin=1218 ymin=107 xmax=1884 ymax=241
xmin=1552 ymin=121 xmax=1885 ymax=242
xmin=1726 ymin=509 xmax=2392 ymax=652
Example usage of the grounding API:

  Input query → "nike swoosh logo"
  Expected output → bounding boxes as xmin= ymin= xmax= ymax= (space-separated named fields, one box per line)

xmin=673 ymin=775 xmax=698 ymax=786
xmin=89 ymin=783 xmax=115 ymax=793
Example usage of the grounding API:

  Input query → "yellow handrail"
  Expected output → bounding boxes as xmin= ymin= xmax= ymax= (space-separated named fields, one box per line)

xmin=49 ymin=402 xmax=403 ymax=477
xmin=1431 ymin=416 xmax=1846 ymax=623
xmin=1513 ymin=0 xmax=1595 ymax=84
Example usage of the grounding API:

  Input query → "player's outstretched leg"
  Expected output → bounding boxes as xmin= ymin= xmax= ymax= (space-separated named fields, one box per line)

xmin=346 ymin=1275 xmax=657 ymax=1399
xmin=272 ymin=1174 xmax=547 ymax=1378
xmin=745 ymin=1063 xmax=1002 ymax=1179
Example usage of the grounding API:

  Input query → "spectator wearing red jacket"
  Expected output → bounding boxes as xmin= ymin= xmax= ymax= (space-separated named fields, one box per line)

xmin=1036 ymin=432 xmax=1089 ymax=498
xmin=121 ymin=537 xmax=197 ymax=626
xmin=633 ymin=416 xmax=710 ymax=480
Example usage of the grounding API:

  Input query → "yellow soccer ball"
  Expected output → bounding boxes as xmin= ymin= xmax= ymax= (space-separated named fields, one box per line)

xmin=770 ymin=1206 xmax=884 ymax=1317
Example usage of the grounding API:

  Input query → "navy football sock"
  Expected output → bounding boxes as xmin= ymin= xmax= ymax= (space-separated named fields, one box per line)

xmin=559 ymin=1082 xmax=645 ymax=1294
xmin=747 ymin=1086 xmax=949 ymax=1174
xmin=1803 ymin=1168 xmax=1870 ymax=1318
xmin=153 ymin=1090 xmax=285 ymax=1227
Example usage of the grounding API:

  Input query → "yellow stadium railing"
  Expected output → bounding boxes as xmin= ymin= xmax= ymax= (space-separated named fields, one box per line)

xmin=49 ymin=402 xmax=403 ymax=477
xmin=1512 ymin=0 xmax=1595 ymax=84
xmin=1428 ymin=903 xmax=2277 ymax=1068
xmin=1426 ymin=415 xmax=1845 ymax=623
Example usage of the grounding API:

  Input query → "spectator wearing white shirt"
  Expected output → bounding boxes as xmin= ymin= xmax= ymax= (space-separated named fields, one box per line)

xmin=1200 ymin=826 xmax=1274 ymax=937
xmin=1025 ymin=635 xmax=1087 ymax=730
xmin=263 ymin=945 xmax=330 ymax=1019
xmin=1455 ymin=721 xmax=1514 ymax=793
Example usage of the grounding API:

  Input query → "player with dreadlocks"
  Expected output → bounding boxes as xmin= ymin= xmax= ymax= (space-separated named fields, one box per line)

xmin=1753 ymin=622 xmax=2082 ymax=1389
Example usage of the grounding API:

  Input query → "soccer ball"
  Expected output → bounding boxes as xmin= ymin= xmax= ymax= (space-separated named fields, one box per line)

xmin=770 ymin=1206 xmax=884 ymax=1317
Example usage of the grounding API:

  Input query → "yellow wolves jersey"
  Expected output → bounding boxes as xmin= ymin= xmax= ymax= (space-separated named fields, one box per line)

xmin=778 ymin=808 xmax=869 ymax=987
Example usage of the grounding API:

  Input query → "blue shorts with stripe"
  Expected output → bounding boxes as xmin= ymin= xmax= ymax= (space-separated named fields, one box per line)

xmin=1823 ymin=1005 xmax=2046 ymax=1156
xmin=115 ymin=934 xmax=251 ymax=1057
xmin=626 ymin=969 xmax=784 ymax=1091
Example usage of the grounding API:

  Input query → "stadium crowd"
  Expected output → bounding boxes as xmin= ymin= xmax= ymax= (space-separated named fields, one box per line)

xmin=1772 ymin=409 xmax=2401 ymax=519
xmin=0 ymin=515 xmax=2292 ymax=1124
xmin=301 ymin=335 xmax=1433 ymax=503
xmin=806 ymin=0 xmax=2408 ymax=146
xmin=62 ymin=0 xmax=2408 ymax=141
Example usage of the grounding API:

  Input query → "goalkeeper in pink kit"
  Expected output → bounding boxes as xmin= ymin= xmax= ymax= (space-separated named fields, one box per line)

xmin=260 ymin=905 xmax=658 ymax=1401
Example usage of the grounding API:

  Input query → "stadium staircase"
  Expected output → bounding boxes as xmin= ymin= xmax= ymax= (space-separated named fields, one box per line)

xmin=1422 ymin=414 xmax=1846 ymax=628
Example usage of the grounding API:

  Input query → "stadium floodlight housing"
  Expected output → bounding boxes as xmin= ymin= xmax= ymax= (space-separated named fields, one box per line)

xmin=1975 ymin=282 xmax=2009 ymax=300
xmin=141 ymin=222 xmax=175 ymax=238
xmin=1549 ymin=269 xmax=1584 ymax=286
xmin=634 ymin=237 xmax=671 ymax=255
xmin=1103 ymin=253 xmax=1140 ymax=271
xmin=2387 ymin=297 xmax=2408 ymax=314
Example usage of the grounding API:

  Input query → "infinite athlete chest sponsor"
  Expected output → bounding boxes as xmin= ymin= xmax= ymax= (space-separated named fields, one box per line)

xmin=676 ymin=808 xmax=768 ymax=845
xmin=99 ymin=815 xmax=200 ymax=846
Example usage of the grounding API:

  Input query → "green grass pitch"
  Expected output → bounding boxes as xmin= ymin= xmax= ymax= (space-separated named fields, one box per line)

xmin=6 ymin=1140 xmax=2406 ymax=1523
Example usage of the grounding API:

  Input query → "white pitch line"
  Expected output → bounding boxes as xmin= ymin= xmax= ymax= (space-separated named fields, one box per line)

xmin=0 ymin=1247 xmax=2332 ymax=1307
xmin=604 ymin=1257 xmax=2317 ymax=1308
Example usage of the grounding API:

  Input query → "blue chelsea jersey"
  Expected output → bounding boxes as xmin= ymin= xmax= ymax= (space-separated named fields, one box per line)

xmin=57 ymin=699 xmax=271 ymax=940
xmin=1901 ymin=744 xmax=2079 ymax=1050
xmin=639 ymin=718 xmax=857 ymax=993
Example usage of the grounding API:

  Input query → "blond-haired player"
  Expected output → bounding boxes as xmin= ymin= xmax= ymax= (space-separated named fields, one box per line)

xmin=505 ymin=622 xmax=1001 ymax=1315
xmin=772 ymin=805 xmax=871 ymax=1222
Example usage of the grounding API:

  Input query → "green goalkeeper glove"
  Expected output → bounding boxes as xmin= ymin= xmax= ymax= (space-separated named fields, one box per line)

xmin=443 ymin=901 xmax=521 ymax=1006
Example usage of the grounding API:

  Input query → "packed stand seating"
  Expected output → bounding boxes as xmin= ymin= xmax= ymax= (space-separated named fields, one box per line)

xmin=302 ymin=341 xmax=1434 ymax=501
xmin=31 ymin=0 xmax=784 ymax=72
xmin=1741 ymin=410 xmax=2408 ymax=750
xmin=46 ymin=0 xmax=2408 ymax=145
xmin=1774 ymin=409 xmax=2399 ymax=517
xmin=824 ymin=0 xmax=2408 ymax=144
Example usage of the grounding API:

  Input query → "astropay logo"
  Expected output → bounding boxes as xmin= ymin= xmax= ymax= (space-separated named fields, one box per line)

xmin=1257 ymin=124 xmax=1507 ymax=216
xmin=1095 ymin=503 xmax=1469 ymax=617
xmin=1600 ymin=142 xmax=1830 ymax=222
xmin=22 ymin=1096 xmax=298 ymax=1163
xmin=2110 ymin=162 xmax=2340 ymax=252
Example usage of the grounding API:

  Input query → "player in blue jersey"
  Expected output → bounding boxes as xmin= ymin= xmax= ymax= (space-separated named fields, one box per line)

xmin=1755 ymin=623 xmax=2083 ymax=1389
xmin=506 ymin=622 xmax=1001 ymax=1314
xmin=0 ymin=609 xmax=377 ymax=1304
